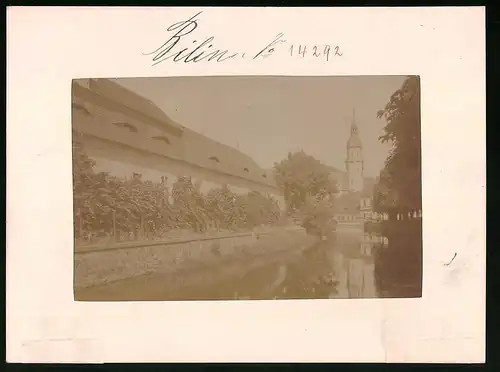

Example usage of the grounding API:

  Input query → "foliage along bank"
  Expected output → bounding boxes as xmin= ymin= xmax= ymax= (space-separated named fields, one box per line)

xmin=73 ymin=139 xmax=339 ymax=243
xmin=373 ymin=75 xmax=422 ymax=217
xmin=273 ymin=151 xmax=338 ymax=236
xmin=72 ymin=138 xmax=283 ymax=243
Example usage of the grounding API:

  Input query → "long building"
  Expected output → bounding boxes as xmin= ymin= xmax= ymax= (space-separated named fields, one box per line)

xmin=71 ymin=78 xmax=285 ymax=208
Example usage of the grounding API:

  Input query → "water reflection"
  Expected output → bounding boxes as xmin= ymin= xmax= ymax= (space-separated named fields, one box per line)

xmin=75 ymin=230 xmax=386 ymax=301
xmin=327 ymin=232 xmax=382 ymax=299
xmin=214 ymin=230 xmax=383 ymax=300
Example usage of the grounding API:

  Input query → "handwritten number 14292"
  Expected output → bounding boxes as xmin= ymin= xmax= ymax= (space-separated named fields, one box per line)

xmin=289 ymin=45 xmax=343 ymax=61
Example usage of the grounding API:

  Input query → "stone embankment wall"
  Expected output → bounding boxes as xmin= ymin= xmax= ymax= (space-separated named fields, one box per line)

xmin=74 ymin=227 xmax=313 ymax=290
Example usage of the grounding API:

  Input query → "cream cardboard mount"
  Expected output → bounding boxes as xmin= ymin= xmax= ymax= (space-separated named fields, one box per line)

xmin=6 ymin=7 xmax=485 ymax=363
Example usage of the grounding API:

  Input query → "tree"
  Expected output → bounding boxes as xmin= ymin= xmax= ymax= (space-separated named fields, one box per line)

xmin=372 ymin=76 xmax=423 ymax=297
xmin=205 ymin=185 xmax=244 ymax=230
xmin=373 ymin=169 xmax=398 ymax=212
xmin=72 ymin=137 xmax=109 ymax=237
xmin=374 ymin=76 xmax=421 ymax=214
xmin=72 ymin=136 xmax=97 ymax=195
xmin=72 ymin=136 xmax=169 ymax=239
xmin=245 ymin=191 xmax=281 ymax=227
xmin=273 ymin=151 xmax=337 ymax=213
xmin=72 ymin=136 xmax=292 ymax=241
xmin=273 ymin=151 xmax=337 ymax=236
xmin=296 ymin=194 xmax=336 ymax=237
xmin=171 ymin=176 xmax=209 ymax=232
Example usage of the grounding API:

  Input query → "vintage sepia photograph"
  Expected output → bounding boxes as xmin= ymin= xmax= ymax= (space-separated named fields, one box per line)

xmin=72 ymin=75 xmax=422 ymax=301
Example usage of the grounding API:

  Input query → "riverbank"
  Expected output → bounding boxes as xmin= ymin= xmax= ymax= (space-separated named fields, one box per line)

xmin=74 ymin=226 xmax=316 ymax=300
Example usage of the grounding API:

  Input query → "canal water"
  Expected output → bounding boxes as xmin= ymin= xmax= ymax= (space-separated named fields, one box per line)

xmin=225 ymin=230 xmax=382 ymax=300
xmin=77 ymin=229 xmax=385 ymax=301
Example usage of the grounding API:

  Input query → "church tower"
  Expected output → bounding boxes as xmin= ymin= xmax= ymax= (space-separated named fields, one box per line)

xmin=345 ymin=108 xmax=364 ymax=192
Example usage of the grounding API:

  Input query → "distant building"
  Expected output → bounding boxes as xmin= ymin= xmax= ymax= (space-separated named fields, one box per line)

xmin=345 ymin=108 xmax=364 ymax=192
xmin=71 ymin=78 xmax=285 ymax=209
xmin=326 ymin=109 xmax=378 ymax=226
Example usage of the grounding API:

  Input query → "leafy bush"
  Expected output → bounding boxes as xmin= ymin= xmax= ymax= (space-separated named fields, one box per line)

xmin=73 ymin=138 xmax=283 ymax=242
xmin=273 ymin=151 xmax=338 ymax=236
xmin=296 ymin=195 xmax=337 ymax=237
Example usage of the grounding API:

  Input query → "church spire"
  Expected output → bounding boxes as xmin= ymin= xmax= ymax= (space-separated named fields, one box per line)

xmin=351 ymin=107 xmax=358 ymax=134
xmin=345 ymin=106 xmax=364 ymax=192
xmin=346 ymin=107 xmax=362 ymax=148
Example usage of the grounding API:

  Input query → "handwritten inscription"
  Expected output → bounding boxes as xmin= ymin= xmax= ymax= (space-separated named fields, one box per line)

xmin=143 ymin=11 xmax=238 ymax=66
xmin=289 ymin=44 xmax=343 ymax=62
xmin=143 ymin=11 xmax=343 ymax=66
xmin=253 ymin=33 xmax=287 ymax=60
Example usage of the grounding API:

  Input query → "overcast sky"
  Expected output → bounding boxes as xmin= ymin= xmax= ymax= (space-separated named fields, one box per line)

xmin=115 ymin=75 xmax=406 ymax=178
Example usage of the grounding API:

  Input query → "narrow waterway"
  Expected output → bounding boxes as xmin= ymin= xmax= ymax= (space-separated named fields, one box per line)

xmin=76 ymin=229 xmax=384 ymax=301
xmin=225 ymin=229 xmax=381 ymax=300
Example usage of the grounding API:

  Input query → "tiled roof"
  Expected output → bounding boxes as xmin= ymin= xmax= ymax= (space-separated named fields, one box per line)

xmin=180 ymin=128 xmax=277 ymax=188
xmin=83 ymin=78 xmax=184 ymax=136
xmin=327 ymin=167 xmax=348 ymax=191
xmin=326 ymin=165 xmax=344 ymax=174
xmin=72 ymin=79 xmax=278 ymax=191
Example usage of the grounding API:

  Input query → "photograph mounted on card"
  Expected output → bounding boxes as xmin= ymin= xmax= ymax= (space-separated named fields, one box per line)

xmin=7 ymin=6 xmax=485 ymax=363
xmin=72 ymin=75 xmax=422 ymax=302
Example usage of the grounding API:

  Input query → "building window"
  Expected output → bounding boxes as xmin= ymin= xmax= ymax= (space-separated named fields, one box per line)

xmin=113 ymin=122 xmax=138 ymax=133
xmin=152 ymin=135 xmax=171 ymax=144
xmin=209 ymin=156 xmax=220 ymax=163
